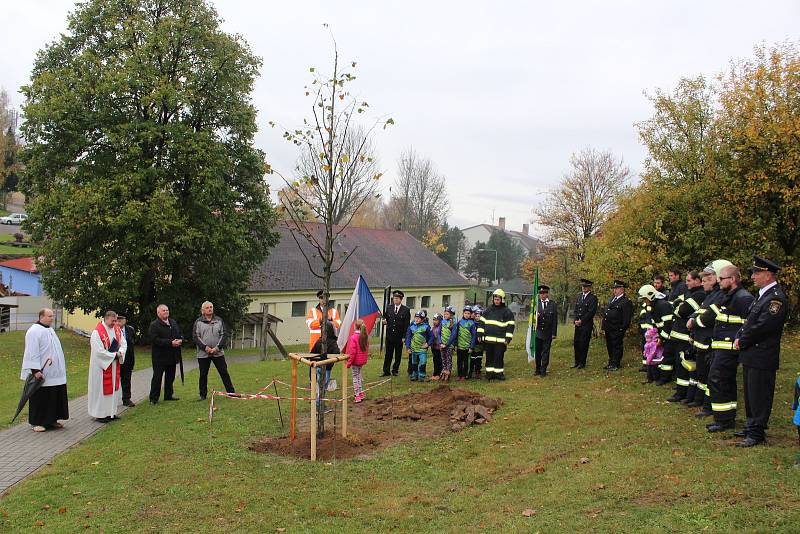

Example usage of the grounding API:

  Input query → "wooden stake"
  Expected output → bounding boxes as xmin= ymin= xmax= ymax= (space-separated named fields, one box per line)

xmin=290 ymin=359 xmax=297 ymax=442
xmin=341 ymin=359 xmax=348 ymax=438
xmin=310 ymin=364 xmax=317 ymax=462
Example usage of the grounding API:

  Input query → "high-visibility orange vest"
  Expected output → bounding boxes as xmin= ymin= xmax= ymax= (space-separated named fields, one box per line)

xmin=305 ymin=306 xmax=342 ymax=352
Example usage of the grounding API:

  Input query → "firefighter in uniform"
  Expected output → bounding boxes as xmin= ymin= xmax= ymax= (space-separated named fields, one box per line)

xmin=572 ymin=279 xmax=598 ymax=369
xmin=734 ymin=256 xmax=789 ymax=447
xmin=306 ymin=290 xmax=342 ymax=353
xmin=706 ymin=265 xmax=754 ymax=433
xmin=667 ymin=271 xmax=706 ymax=402
xmin=602 ymin=280 xmax=633 ymax=371
xmin=687 ymin=260 xmax=731 ymax=415
xmin=478 ymin=289 xmax=515 ymax=381
xmin=637 ymin=284 xmax=673 ymax=384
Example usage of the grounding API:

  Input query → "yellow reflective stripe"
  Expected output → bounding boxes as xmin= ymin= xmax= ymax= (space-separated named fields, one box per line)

xmin=482 ymin=319 xmax=507 ymax=327
xmin=711 ymin=340 xmax=735 ymax=350
xmin=309 ymin=329 xmax=321 ymax=334
xmin=505 ymin=320 xmax=516 ymax=327
xmin=688 ymin=379 xmax=697 ymax=386
xmin=681 ymin=358 xmax=696 ymax=371
xmin=494 ymin=368 xmax=504 ymax=372
xmin=642 ymin=358 xmax=647 ymax=364
xmin=717 ymin=314 xmax=745 ymax=324
xmin=692 ymin=340 xmax=709 ymax=350
xmin=676 ymin=378 xmax=691 ymax=386
xmin=484 ymin=336 xmax=506 ymax=343
xmin=712 ymin=402 xmax=737 ymax=411
xmin=659 ymin=331 xmax=670 ymax=340
xmin=686 ymin=298 xmax=700 ymax=310
xmin=640 ymin=323 xmax=654 ymax=329
xmin=658 ymin=364 xmax=673 ymax=371
xmin=710 ymin=304 xmax=722 ymax=315
xmin=661 ymin=314 xmax=673 ymax=321
xmin=695 ymin=316 xmax=705 ymax=328
xmin=485 ymin=367 xmax=496 ymax=372
xmin=505 ymin=333 xmax=514 ymax=338
xmin=476 ymin=327 xmax=485 ymax=333
xmin=670 ymin=331 xmax=690 ymax=341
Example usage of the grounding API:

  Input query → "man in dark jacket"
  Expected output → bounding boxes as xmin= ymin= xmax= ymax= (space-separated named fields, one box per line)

xmin=666 ymin=271 xmax=706 ymax=400
xmin=478 ymin=288 xmax=515 ymax=380
xmin=382 ymin=290 xmax=411 ymax=377
xmin=707 ymin=265 xmax=754 ymax=433
xmin=734 ymin=256 xmax=789 ymax=447
xmin=602 ymin=280 xmax=633 ymax=371
xmin=572 ymin=279 xmax=598 ymax=369
xmin=534 ymin=285 xmax=558 ymax=376
xmin=193 ymin=301 xmax=235 ymax=401
xmin=148 ymin=304 xmax=183 ymax=404
xmin=117 ymin=315 xmax=136 ymax=407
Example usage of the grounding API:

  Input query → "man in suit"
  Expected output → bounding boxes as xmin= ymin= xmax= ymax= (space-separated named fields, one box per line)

xmin=148 ymin=304 xmax=183 ymax=404
xmin=734 ymin=256 xmax=789 ymax=447
xmin=117 ymin=315 xmax=136 ymax=407
xmin=382 ymin=290 xmax=411 ymax=377
xmin=602 ymin=280 xmax=633 ymax=371
xmin=534 ymin=285 xmax=558 ymax=376
xmin=572 ymin=279 xmax=598 ymax=369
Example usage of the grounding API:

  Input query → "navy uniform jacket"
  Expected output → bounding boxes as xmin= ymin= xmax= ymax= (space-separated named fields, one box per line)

xmin=384 ymin=304 xmax=411 ymax=342
xmin=573 ymin=291 xmax=598 ymax=327
xmin=601 ymin=294 xmax=633 ymax=333
xmin=737 ymin=284 xmax=789 ymax=370
xmin=535 ymin=299 xmax=558 ymax=339
xmin=711 ymin=286 xmax=754 ymax=352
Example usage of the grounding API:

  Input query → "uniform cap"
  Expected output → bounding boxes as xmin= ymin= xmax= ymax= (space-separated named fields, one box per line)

xmin=612 ymin=280 xmax=627 ymax=288
xmin=748 ymin=255 xmax=781 ymax=274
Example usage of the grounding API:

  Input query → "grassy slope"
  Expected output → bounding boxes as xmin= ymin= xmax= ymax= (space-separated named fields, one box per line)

xmin=1 ymin=327 xmax=799 ymax=532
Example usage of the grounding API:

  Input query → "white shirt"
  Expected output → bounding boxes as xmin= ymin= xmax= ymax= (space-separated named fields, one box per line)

xmin=758 ymin=281 xmax=778 ymax=300
xmin=21 ymin=323 xmax=67 ymax=386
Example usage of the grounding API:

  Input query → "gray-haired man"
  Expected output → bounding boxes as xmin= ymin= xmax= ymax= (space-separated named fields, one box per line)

xmin=192 ymin=301 xmax=235 ymax=400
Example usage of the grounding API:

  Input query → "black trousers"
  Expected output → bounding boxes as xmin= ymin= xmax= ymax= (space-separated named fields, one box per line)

xmin=701 ymin=349 xmax=714 ymax=411
xmin=658 ymin=340 xmax=679 ymax=384
xmin=383 ymin=337 xmax=404 ymax=375
xmin=198 ymin=356 xmax=235 ymax=398
xmin=456 ymin=348 xmax=470 ymax=378
xmin=672 ymin=342 xmax=691 ymax=396
xmin=28 ymin=384 xmax=69 ymax=426
xmin=742 ymin=365 xmax=777 ymax=441
xmin=605 ymin=330 xmax=625 ymax=367
xmin=150 ymin=360 xmax=176 ymax=403
xmin=484 ymin=343 xmax=507 ymax=374
xmin=708 ymin=350 xmax=739 ymax=423
xmin=535 ymin=336 xmax=552 ymax=373
xmin=469 ymin=349 xmax=483 ymax=376
xmin=431 ymin=347 xmax=442 ymax=377
xmin=121 ymin=351 xmax=135 ymax=401
xmin=573 ymin=325 xmax=592 ymax=366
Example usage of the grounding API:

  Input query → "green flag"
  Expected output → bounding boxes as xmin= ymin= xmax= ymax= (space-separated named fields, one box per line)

xmin=526 ymin=267 xmax=539 ymax=364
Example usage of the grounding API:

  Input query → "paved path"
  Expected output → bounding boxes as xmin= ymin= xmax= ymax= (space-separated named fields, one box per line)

xmin=0 ymin=355 xmax=260 ymax=496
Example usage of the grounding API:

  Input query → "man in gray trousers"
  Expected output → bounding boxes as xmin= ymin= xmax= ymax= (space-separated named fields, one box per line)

xmin=192 ymin=301 xmax=235 ymax=400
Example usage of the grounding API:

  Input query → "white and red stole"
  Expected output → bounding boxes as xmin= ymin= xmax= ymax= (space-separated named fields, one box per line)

xmin=95 ymin=322 xmax=122 ymax=395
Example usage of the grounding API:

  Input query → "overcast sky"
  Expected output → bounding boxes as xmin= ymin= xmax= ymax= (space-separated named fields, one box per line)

xmin=2 ymin=1 xmax=798 ymax=234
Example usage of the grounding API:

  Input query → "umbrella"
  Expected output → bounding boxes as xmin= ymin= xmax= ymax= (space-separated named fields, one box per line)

xmin=10 ymin=358 xmax=52 ymax=424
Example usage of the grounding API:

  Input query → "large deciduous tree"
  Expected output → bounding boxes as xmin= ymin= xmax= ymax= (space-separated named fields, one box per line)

xmin=21 ymin=0 xmax=278 ymax=332
xmin=534 ymin=148 xmax=629 ymax=261
xmin=385 ymin=148 xmax=449 ymax=239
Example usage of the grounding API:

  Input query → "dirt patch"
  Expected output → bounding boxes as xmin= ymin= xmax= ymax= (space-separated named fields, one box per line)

xmin=249 ymin=386 xmax=502 ymax=460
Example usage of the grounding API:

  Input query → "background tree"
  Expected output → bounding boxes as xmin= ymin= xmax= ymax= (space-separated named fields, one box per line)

xmin=385 ymin=148 xmax=449 ymax=239
xmin=0 ymin=89 xmax=21 ymax=210
xmin=465 ymin=240 xmax=494 ymax=284
xmin=534 ymin=148 xmax=629 ymax=261
xmin=20 ymin=0 xmax=278 ymax=333
xmin=520 ymin=244 xmax=578 ymax=322
xmin=347 ymin=194 xmax=386 ymax=228
xmin=465 ymin=230 xmax=525 ymax=284
xmin=273 ymin=37 xmax=392 ymax=354
xmin=436 ymin=222 xmax=467 ymax=271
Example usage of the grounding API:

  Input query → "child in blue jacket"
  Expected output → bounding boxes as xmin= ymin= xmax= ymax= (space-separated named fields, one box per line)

xmin=406 ymin=310 xmax=435 ymax=381
xmin=449 ymin=306 xmax=476 ymax=380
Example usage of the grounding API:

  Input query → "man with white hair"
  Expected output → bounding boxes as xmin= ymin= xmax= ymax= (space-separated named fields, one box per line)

xmin=88 ymin=310 xmax=126 ymax=422
xmin=192 ymin=301 xmax=235 ymax=400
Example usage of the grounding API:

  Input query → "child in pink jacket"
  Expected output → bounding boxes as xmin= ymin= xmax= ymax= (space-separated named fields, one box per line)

xmin=346 ymin=319 xmax=370 ymax=402
xmin=643 ymin=327 xmax=663 ymax=384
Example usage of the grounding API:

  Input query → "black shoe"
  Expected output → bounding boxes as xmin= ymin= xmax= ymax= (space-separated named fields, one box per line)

xmin=641 ymin=379 xmax=653 ymax=384
xmin=666 ymin=394 xmax=683 ymax=402
xmin=496 ymin=373 xmax=506 ymax=381
xmin=95 ymin=417 xmax=112 ymax=423
xmin=571 ymin=364 xmax=579 ymax=368
xmin=695 ymin=409 xmax=713 ymax=418
xmin=164 ymin=397 xmax=180 ymax=401
xmin=534 ymin=370 xmax=541 ymax=376
xmin=391 ymin=371 xmax=399 ymax=376
xmin=736 ymin=437 xmax=765 ymax=448
xmin=576 ymin=364 xmax=585 ymax=369
xmin=198 ymin=395 xmax=207 ymax=401
xmin=733 ymin=430 xmax=747 ymax=438
xmin=655 ymin=380 xmax=669 ymax=386
xmin=707 ymin=422 xmax=735 ymax=433
xmin=540 ymin=371 xmax=547 ymax=377
xmin=679 ymin=398 xmax=692 ymax=405
xmin=607 ymin=366 xmax=619 ymax=371
xmin=122 ymin=400 xmax=135 ymax=407
xmin=149 ymin=400 xmax=158 ymax=405
xmin=687 ymin=400 xmax=703 ymax=408
xmin=381 ymin=372 xmax=391 ymax=377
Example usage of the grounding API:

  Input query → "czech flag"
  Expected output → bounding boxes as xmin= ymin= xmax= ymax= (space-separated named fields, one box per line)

xmin=337 ymin=275 xmax=381 ymax=351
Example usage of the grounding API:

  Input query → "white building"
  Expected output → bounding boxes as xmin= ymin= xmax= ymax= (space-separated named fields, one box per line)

xmin=461 ymin=217 xmax=544 ymax=257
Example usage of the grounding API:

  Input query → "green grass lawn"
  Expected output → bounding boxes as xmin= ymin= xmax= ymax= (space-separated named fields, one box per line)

xmin=1 ymin=327 xmax=800 ymax=532
xmin=0 ymin=233 xmax=31 ymax=255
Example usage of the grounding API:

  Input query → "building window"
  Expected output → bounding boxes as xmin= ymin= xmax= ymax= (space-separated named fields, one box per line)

xmin=291 ymin=301 xmax=306 ymax=317
xmin=442 ymin=295 xmax=451 ymax=307
xmin=406 ymin=296 xmax=416 ymax=309
xmin=421 ymin=296 xmax=431 ymax=308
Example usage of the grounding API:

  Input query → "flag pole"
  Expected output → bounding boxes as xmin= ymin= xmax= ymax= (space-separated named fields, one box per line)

xmin=527 ymin=267 xmax=539 ymax=366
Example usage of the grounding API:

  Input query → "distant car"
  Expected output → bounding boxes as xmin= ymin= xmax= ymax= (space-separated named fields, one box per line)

xmin=0 ymin=213 xmax=27 ymax=225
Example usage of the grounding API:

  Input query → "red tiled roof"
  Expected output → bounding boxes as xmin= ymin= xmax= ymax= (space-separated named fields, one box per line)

xmin=0 ymin=257 xmax=37 ymax=273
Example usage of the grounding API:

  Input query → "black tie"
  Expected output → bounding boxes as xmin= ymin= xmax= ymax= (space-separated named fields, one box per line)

xmin=395 ymin=306 xmax=399 ymax=314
